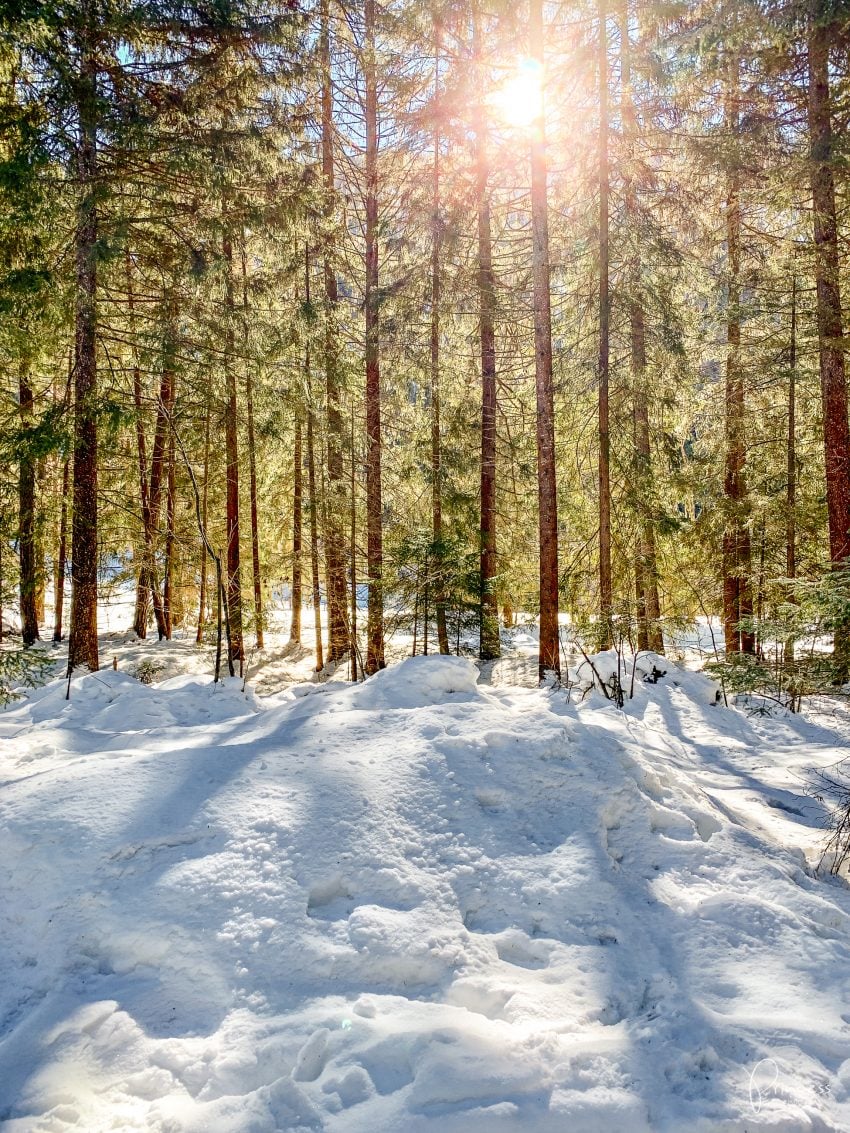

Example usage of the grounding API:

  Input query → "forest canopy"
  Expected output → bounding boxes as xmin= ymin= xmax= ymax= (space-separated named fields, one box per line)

xmin=1 ymin=0 xmax=848 ymax=685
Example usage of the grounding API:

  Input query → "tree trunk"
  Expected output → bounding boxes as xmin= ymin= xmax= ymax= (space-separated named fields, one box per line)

xmin=54 ymin=457 xmax=69 ymax=642
xmin=722 ymin=42 xmax=754 ymax=656
xmin=598 ymin=0 xmax=613 ymax=649
xmin=307 ymin=398 xmax=324 ymax=673
xmin=240 ymin=238 xmax=264 ymax=650
xmin=787 ymin=272 xmax=797 ymax=585
xmin=129 ymin=253 xmax=152 ymax=640
xmin=320 ymin=0 xmax=349 ymax=664
xmin=222 ymin=228 xmax=244 ymax=667
xmin=197 ymin=392 xmax=211 ymax=643
xmin=621 ymin=4 xmax=662 ymax=654
xmin=431 ymin=15 xmax=450 ymax=656
xmin=68 ymin=21 xmax=100 ymax=674
xmin=530 ymin=0 xmax=560 ymax=680
xmin=290 ymin=412 xmax=303 ymax=645
xmin=807 ymin=3 xmax=850 ymax=669
xmin=19 ymin=365 xmax=40 ymax=645
xmin=350 ymin=399 xmax=358 ymax=678
xmin=364 ymin=0 xmax=385 ymax=674
xmin=474 ymin=8 xmax=500 ymax=661
xmin=162 ymin=429 xmax=175 ymax=639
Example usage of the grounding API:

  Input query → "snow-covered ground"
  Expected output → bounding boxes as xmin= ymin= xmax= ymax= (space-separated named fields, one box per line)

xmin=2 ymin=636 xmax=850 ymax=1131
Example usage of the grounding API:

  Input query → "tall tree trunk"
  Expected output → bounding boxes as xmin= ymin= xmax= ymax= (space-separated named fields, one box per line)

xmin=364 ymin=0 xmax=385 ymax=674
xmin=197 ymin=393 xmax=211 ymax=643
xmin=473 ymin=8 xmax=500 ymax=661
xmin=290 ymin=411 xmax=303 ymax=645
xmin=240 ymin=238 xmax=264 ymax=650
xmin=350 ymin=399 xmax=358 ymax=678
xmin=787 ymin=272 xmax=797 ymax=585
xmin=722 ymin=41 xmax=754 ymax=656
xmin=621 ymin=2 xmax=662 ymax=654
xmin=19 ymin=365 xmax=39 ymax=645
xmin=530 ymin=0 xmax=560 ymax=680
xmin=307 ymin=397 xmax=324 ymax=673
xmin=597 ymin=0 xmax=613 ymax=648
xmin=54 ymin=457 xmax=69 ymax=642
xmin=68 ymin=20 xmax=100 ymax=674
xmin=222 ymin=228 xmax=244 ymax=666
xmin=129 ymin=252 xmax=152 ymax=639
xmin=320 ymin=0 xmax=349 ymax=664
xmin=807 ymin=2 xmax=850 ymax=669
xmin=431 ymin=15 xmax=450 ymax=656
xmin=162 ymin=430 xmax=175 ymax=639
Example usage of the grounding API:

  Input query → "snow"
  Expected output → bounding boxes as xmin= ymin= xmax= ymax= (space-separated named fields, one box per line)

xmin=2 ymin=649 xmax=850 ymax=1132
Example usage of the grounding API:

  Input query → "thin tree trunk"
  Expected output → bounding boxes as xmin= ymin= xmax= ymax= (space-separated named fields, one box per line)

xmin=68 ymin=17 xmax=100 ymax=674
xmin=54 ymin=457 xmax=69 ymax=642
xmin=530 ymin=0 xmax=560 ymax=680
xmin=431 ymin=15 xmax=450 ymax=656
xmin=621 ymin=5 xmax=662 ymax=654
xmin=320 ymin=0 xmax=349 ymax=665
xmin=290 ymin=412 xmax=303 ymax=645
xmin=222 ymin=227 xmax=244 ymax=667
xmin=364 ymin=0 xmax=385 ymax=674
xmin=129 ymin=251 xmax=152 ymax=640
xmin=474 ymin=8 xmax=500 ymax=661
xmin=722 ymin=38 xmax=754 ymax=656
xmin=307 ymin=399 xmax=324 ymax=673
xmin=598 ymin=0 xmax=613 ymax=648
xmin=350 ymin=398 xmax=358 ymax=678
xmin=162 ymin=430 xmax=175 ymax=639
xmin=197 ymin=393 xmax=211 ymax=643
xmin=240 ymin=238 xmax=264 ymax=650
xmin=19 ymin=365 xmax=39 ymax=645
xmin=787 ymin=273 xmax=797 ymax=586
xmin=807 ymin=2 xmax=850 ymax=670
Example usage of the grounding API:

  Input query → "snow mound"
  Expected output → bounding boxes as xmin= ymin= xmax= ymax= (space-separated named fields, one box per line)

xmin=1 ymin=651 xmax=849 ymax=1131
xmin=350 ymin=654 xmax=480 ymax=708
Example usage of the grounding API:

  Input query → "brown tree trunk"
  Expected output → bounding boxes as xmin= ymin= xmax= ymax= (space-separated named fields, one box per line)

xmin=807 ymin=4 xmax=850 ymax=669
xmin=621 ymin=5 xmax=662 ymax=654
xmin=19 ymin=365 xmax=40 ymax=645
xmin=222 ymin=228 xmax=244 ymax=667
xmin=598 ymin=0 xmax=613 ymax=649
xmin=350 ymin=399 xmax=358 ymax=678
xmin=474 ymin=9 xmax=500 ymax=661
xmin=307 ymin=397 xmax=324 ymax=673
xmin=787 ymin=273 xmax=797 ymax=585
xmin=722 ymin=44 xmax=754 ymax=656
xmin=364 ymin=0 xmax=385 ymax=674
xmin=290 ymin=411 xmax=303 ymax=645
xmin=68 ymin=22 xmax=100 ymax=674
xmin=431 ymin=15 xmax=450 ymax=656
xmin=162 ymin=429 xmax=175 ymax=639
xmin=129 ymin=252 xmax=152 ymax=640
xmin=320 ymin=0 xmax=349 ymax=664
xmin=530 ymin=0 xmax=560 ymax=680
xmin=197 ymin=394 xmax=211 ymax=643
xmin=54 ymin=457 xmax=69 ymax=642
xmin=240 ymin=238 xmax=264 ymax=650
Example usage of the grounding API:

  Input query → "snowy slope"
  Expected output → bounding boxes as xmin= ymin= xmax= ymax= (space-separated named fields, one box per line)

xmin=1 ymin=655 xmax=850 ymax=1132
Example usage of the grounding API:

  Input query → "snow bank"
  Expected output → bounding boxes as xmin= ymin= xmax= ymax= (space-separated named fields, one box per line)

xmin=1 ymin=656 xmax=850 ymax=1131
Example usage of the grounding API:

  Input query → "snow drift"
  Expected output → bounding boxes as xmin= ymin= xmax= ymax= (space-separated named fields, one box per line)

xmin=1 ymin=654 xmax=850 ymax=1131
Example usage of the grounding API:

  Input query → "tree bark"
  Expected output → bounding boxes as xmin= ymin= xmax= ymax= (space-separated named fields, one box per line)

xmin=307 ymin=398 xmax=324 ymax=673
xmin=530 ymin=0 xmax=560 ymax=680
xmin=474 ymin=8 xmax=500 ymax=661
xmin=431 ymin=15 xmax=450 ymax=656
xmin=290 ymin=411 xmax=303 ymax=646
xmin=54 ymin=457 xmax=69 ymax=642
xmin=197 ymin=393 xmax=211 ymax=643
xmin=240 ymin=238 xmax=264 ymax=650
xmin=364 ymin=0 xmax=385 ymax=674
xmin=222 ymin=227 xmax=244 ymax=666
xmin=68 ymin=18 xmax=100 ymax=674
xmin=19 ymin=365 xmax=40 ymax=645
xmin=722 ymin=40 xmax=754 ymax=656
xmin=620 ymin=3 xmax=662 ymax=654
xmin=598 ymin=0 xmax=613 ymax=649
xmin=807 ymin=3 xmax=850 ymax=669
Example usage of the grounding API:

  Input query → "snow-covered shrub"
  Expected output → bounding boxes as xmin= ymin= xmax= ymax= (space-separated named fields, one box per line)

xmin=811 ymin=760 xmax=850 ymax=876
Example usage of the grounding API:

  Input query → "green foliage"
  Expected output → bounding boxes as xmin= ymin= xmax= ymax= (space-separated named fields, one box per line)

xmin=0 ymin=646 xmax=54 ymax=706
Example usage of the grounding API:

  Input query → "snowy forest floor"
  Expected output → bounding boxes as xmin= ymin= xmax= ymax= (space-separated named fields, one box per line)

xmin=2 ymin=600 xmax=850 ymax=1131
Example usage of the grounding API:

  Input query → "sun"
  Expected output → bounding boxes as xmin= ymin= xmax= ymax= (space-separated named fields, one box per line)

xmin=489 ymin=58 xmax=544 ymax=129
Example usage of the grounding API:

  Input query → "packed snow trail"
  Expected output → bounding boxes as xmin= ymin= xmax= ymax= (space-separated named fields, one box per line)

xmin=1 ymin=655 xmax=850 ymax=1131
